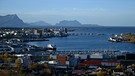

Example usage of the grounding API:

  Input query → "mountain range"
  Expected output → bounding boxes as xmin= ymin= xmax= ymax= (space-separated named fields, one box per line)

xmin=0 ymin=14 xmax=99 ymax=27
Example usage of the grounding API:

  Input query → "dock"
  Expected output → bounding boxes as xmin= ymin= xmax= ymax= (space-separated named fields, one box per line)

xmin=68 ymin=33 xmax=104 ymax=36
xmin=49 ymin=50 xmax=119 ymax=55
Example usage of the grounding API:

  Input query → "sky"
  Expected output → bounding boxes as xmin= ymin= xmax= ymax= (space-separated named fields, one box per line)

xmin=0 ymin=0 xmax=135 ymax=26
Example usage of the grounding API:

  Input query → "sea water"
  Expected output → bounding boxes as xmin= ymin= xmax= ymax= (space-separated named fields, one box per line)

xmin=28 ymin=26 xmax=135 ymax=52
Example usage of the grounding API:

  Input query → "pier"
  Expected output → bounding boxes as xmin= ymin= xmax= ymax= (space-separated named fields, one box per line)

xmin=49 ymin=50 xmax=119 ymax=55
xmin=68 ymin=33 xmax=104 ymax=36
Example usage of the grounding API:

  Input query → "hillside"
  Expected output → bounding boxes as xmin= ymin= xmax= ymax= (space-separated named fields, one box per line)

xmin=55 ymin=20 xmax=82 ymax=26
xmin=29 ymin=21 xmax=52 ymax=26
xmin=55 ymin=20 xmax=99 ymax=27
xmin=0 ymin=14 xmax=28 ymax=27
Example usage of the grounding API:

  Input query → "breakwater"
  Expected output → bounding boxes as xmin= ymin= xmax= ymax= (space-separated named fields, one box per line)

xmin=49 ymin=50 xmax=119 ymax=55
xmin=68 ymin=33 xmax=104 ymax=36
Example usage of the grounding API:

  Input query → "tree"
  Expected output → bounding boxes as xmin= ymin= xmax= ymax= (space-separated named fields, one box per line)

xmin=32 ymin=63 xmax=38 ymax=70
xmin=6 ymin=57 xmax=12 ymax=69
xmin=120 ymin=65 xmax=124 ymax=70
xmin=116 ymin=64 xmax=121 ymax=69
xmin=2 ymin=52 xmax=13 ymax=69
xmin=42 ymin=63 xmax=53 ymax=76
xmin=3 ymin=52 xmax=9 ymax=63
xmin=15 ymin=58 xmax=22 ymax=73
xmin=4 ymin=52 xmax=8 ymax=58
xmin=28 ymin=61 xmax=33 ymax=70
xmin=43 ymin=68 xmax=52 ymax=76
xmin=7 ymin=57 xmax=12 ymax=63
xmin=15 ymin=59 xmax=22 ymax=67
xmin=0 ymin=69 xmax=6 ymax=76
xmin=116 ymin=64 xmax=124 ymax=70
xmin=44 ymin=63 xmax=48 ymax=68
xmin=131 ymin=64 xmax=135 ymax=68
xmin=97 ymin=70 xmax=103 ymax=76
xmin=45 ymin=68 xmax=52 ymax=74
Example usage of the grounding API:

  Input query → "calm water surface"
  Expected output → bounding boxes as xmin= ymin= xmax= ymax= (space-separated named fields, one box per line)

xmin=28 ymin=26 xmax=135 ymax=52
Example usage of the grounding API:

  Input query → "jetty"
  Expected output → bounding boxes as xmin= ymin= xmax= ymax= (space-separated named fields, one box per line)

xmin=68 ymin=33 xmax=104 ymax=36
xmin=49 ymin=50 xmax=119 ymax=55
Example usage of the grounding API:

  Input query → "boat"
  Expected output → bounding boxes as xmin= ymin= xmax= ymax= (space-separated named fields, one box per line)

xmin=108 ymin=37 xmax=117 ymax=42
xmin=46 ymin=44 xmax=56 ymax=52
xmin=108 ymin=36 xmax=122 ymax=42
xmin=108 ymin=34 xmax=129 ymax=42
xmin=47 ymin=44 xmax=56 ymax=48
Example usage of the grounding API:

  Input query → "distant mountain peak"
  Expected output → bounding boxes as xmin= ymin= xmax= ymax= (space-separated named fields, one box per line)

xmin=6 ymin=14 xmax=18 ymax=18
xmin=6 ymin=14 xmax=17 ymax=16
xmin=0 ymin=14 xmax=28 ymax=27
xmin=56 ymin=20 xmax=82 ymax=26
xmin=29 ymin=21 xmax=52 ymax=26
xmin=59 ymin=20 xmax=81 ymax=23
xmin=55 ymin=20 xmax=100 ymax=27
